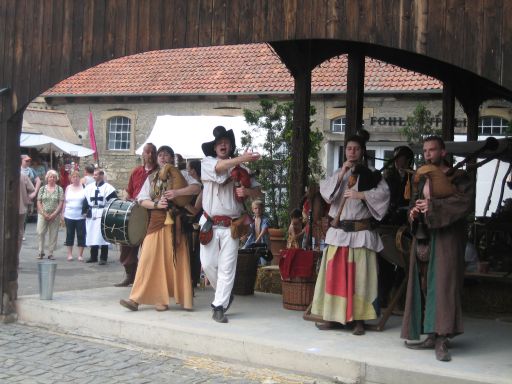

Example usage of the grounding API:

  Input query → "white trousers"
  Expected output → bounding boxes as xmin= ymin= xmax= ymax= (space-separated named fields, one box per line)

xmin=200 ymin=226 xmax=238 ymax=308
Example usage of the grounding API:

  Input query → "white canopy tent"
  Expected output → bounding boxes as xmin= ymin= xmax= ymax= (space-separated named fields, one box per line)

xmin=20 ymin=133 xmax=95 ymax=157
xmin=136 ymin=115 xmax=262 ymax=158
xmin=20 ymin=133 xmax=95 ymax=168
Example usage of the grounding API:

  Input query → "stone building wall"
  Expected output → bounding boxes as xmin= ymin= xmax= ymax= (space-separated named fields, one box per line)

xmin=47 ymin=94 xmax=510 ymax=190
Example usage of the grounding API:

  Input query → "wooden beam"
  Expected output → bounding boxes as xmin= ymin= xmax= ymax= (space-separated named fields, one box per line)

xmin=345 ymin=51 xmax=365 ymax=140
xmin=466 ymin=105 xmax=479 ymax=142
xmin=0 ymin=114 xmax=21 ymax=319
xmin=290 ymin=63 xmax=312 ymax=216
xmin=442 ymin=82 xmax=455 ymax=141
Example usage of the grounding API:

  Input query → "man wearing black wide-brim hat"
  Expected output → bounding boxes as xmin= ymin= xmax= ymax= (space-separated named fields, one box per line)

xmin=200 ymin=125 xmax=262 ymax=323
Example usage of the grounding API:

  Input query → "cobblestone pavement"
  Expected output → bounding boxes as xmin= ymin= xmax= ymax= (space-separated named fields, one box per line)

xmin=0 ymin=323 xmax=331 ymax=384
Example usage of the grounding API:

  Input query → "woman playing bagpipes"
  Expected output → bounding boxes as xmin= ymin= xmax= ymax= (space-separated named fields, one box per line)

xmin=311 ymin=131 xmax=390 ymax=335
xmin=120 ymin=145 xmax=201 ymax=312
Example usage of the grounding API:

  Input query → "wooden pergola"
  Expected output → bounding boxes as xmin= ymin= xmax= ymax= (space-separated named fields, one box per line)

xmin=1 ymin=0 xmax=512 ymax=317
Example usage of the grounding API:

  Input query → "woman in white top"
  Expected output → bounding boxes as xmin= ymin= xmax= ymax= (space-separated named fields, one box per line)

xmin=62 ymin=171 xmax=86 ymax=261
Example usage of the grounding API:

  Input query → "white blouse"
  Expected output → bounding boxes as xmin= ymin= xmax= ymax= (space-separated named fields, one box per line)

xmin=320 ymin=168 xmax=390 ymax=252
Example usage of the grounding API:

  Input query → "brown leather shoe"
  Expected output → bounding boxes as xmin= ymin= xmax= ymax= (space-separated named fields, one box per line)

xmin=119 ymin=299 xmax=138 ymax=311
xmin=114 ymin=276 xmax=132 ymax=287
xmin=435 ymin=336 xmax=452 ymax=362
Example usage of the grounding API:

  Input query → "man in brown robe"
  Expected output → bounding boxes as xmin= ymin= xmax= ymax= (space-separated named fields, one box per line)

xmin=401 ymin=136 xmax=473 ymax=362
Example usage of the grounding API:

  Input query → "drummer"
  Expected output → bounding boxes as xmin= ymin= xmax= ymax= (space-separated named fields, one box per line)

xmin=82 ymin=169 xmax=117 ymax=265
xmin=114 ymin=143 xmax=158 ymax=287
xmin=120 ymin=145 xmax=200 ymax=312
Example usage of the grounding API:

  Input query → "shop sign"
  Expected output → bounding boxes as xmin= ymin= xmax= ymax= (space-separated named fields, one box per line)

xmin=369 ymin=116 xmax=467 ymax=127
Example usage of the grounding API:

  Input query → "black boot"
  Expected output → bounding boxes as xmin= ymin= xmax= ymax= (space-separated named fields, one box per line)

xmin=114 ymin=264 xmax=137 ymax=287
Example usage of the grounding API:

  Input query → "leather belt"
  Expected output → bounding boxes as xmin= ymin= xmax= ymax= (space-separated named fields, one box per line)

xmin=338 ymin=219 xmax=374 ymax=232
xmin=203 ymin=213 xmax=237 ymax=227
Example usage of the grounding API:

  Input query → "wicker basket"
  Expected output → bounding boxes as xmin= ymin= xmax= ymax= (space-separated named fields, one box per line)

xmin=232 ymin=249 xmax=261 ymax=295
xmin=281 ymin=277 xmax=316 ymax=310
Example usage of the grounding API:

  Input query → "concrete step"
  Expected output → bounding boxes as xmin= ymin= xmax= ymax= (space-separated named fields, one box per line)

xmin=16 ymin=287 xmax=512 ymax=384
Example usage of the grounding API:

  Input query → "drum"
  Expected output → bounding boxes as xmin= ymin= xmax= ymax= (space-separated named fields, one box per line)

xmin=378 ymin=224 xmax=411 ymax=268
xmin=101 ymin=199 xmax=148 ymax=246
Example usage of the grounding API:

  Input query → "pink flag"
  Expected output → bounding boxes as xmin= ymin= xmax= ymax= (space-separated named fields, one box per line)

xmin=88 ymin=111 xmax=98 ymax=161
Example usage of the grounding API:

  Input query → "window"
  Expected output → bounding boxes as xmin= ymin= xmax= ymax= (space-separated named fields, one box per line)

xmin=331 ymin=117 xmax=345 ymax=133
xmin=107 ymin=116 xmax=131 ymax=150
xmin=383 ymin=150 xmax=394 ymax=161
xmin=479 ymin=116 xmax=509 ymax=136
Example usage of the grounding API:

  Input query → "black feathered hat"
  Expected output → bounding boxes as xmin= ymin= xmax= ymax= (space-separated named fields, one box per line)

xmin=201 ymin=126 xmax=236 ymax=157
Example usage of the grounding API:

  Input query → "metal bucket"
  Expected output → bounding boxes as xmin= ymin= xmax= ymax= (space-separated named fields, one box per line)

xmin=38 ymin=261 xmax=57 ymax=300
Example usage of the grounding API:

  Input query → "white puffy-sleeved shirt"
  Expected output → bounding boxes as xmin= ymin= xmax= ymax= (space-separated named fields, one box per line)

xmin=201 ymin=156 xmax=259 ymax=219
xmin=138 ymin=169 xmax=199 ymax=202
xmin=320 ymin=168 xmax=390 ymax=252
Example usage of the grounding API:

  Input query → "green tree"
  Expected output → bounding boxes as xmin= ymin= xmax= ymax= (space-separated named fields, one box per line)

xmin=242 ymin=99 xmax=323 ymax=228
xmin=400 ymin=103 xmax=442 ymax=144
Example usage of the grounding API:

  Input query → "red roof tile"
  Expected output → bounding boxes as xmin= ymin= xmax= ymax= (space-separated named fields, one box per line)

xmin=45 ymin=44 xmax=441 ymax=96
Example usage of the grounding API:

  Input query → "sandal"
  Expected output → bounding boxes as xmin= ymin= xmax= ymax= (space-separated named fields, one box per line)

xmin=47 ymin=255 xmax=55 ymax=260
xmin=67 ymin=255 xmax=73 ymax=261
xmin=78 ymin=256 xmax=84 ymax=262
xmin=352 ymin=321 xmax=366 ymax=336
xmin=155 ymin=304 xmax=169 ymax=312
xmin=315 ymin=321 xmax=344 ymax=331
xmin=404 ymin=336 xmax=436 ymax=350
xmin=36 ymin=253 xmax=45 ymax=260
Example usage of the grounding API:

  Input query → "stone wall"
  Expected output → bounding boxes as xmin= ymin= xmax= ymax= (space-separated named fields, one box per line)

xmin=46 ymin=95 xmax=510 ymax=190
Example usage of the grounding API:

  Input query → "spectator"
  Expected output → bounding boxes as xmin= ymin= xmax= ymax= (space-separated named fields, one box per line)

xmin=80 ymin=164 xmax=95 ymax=186
xmin=62 ymin=171 xmax=86 ymax=261
xmin=18 ymin=172 xmax=35 ymax=260
xmin=287 ymin=208 xmax=305 ymax=249
xmin=36 ymin=170 xmax=64 ymax=260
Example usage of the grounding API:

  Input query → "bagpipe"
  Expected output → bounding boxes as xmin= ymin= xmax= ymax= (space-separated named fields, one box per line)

xmin=408 ymin=137 xmax=500 ymax=242
xmin=154 ymin=163 xmax=193 ymax=207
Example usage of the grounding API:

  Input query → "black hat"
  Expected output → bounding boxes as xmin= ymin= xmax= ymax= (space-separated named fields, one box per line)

xmin=201 ymin=126 xmax=236 ymax=157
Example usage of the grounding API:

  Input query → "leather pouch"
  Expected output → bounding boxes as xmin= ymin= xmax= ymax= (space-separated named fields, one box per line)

xmin=199 ymin=218 xmax=213 ymax=245
xmin=230 ymin=214 xmax=252 ymax=239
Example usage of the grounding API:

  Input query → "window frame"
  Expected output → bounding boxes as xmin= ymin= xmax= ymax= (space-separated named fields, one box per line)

xmin=101 ymin=110 xmax=137 ymax=155
xmin=478 ymin=116 xmax=509 ymax=136
xmin=331 ymin=117 xmax=346 ymax=133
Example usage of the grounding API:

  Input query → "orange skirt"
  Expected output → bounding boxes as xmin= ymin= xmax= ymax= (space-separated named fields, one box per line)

xmin=129 ymin=217 xmax=193 ymax=309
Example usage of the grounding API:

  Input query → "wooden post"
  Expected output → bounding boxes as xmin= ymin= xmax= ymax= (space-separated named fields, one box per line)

xmin=442 ymin=82 xmax=455 ymax=141
xmin=290 ymin=62 xmax=312 ymax=214
xmin=0 ymin=113 xmax=22 ymax=320
xmin=466 ymin=104 xmax=480 ymax=142
xmin=345 ymin=52 xmax=365 ymax=140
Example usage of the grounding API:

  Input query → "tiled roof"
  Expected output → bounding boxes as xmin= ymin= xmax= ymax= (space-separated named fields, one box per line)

xmin=45 ymin=44 xmax=441 ymax=97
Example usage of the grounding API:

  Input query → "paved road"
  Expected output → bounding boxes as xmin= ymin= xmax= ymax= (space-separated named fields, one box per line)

xmin=18 ymin=222 xmax=124 ymax=296
xmin=0 ymin=323 xmax=326 ymax=384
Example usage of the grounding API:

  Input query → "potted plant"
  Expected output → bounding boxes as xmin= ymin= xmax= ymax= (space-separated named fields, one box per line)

xmin=242 ymin=99 xmax=323 ymax=259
